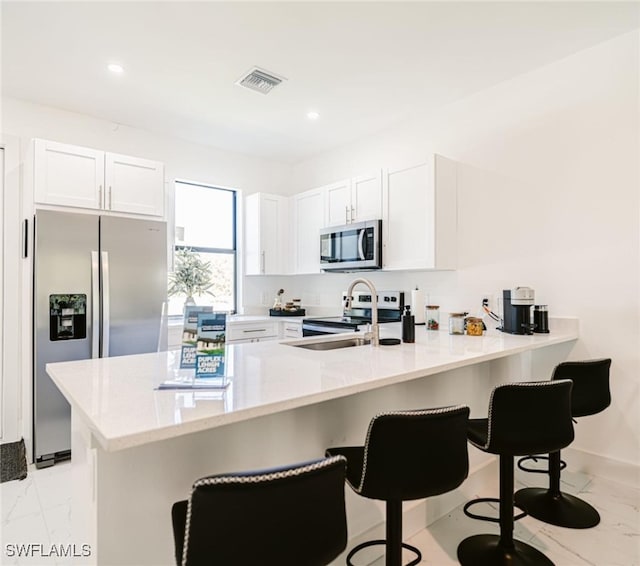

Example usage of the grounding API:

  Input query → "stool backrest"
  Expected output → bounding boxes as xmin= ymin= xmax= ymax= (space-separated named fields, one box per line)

xmin=358 ymin=405 xmax=469 ymax=501
xmin=486 ymin=380 xmax=574 ymax=455
xmin=177 ymin=456 xmax=347 ymax=566
xmin=551 ymin=358 xmax=611 ymax=418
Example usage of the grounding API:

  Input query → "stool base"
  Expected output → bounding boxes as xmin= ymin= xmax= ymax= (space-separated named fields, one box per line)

xmin=514 ymin=487 xmax=600 ymax=529
xmin=457 ymin=534 xmax=554 ymax=566
xmin=347 ymin=539 xmax=421 ymax=566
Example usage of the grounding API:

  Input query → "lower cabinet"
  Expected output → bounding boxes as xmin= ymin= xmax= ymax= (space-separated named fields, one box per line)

xmin=226 ymin=321 xmax=279 ymax=344
xmin=280 ymin=320 xmax=303 ymax=339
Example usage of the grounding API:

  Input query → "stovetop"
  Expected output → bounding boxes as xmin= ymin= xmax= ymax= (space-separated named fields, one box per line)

xmin=303 ymin=290 xmax=405 ymax=329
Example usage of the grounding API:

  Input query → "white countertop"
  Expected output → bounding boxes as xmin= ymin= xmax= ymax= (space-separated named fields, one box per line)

xmin=47 ymin=318 xmax=578 ymax=452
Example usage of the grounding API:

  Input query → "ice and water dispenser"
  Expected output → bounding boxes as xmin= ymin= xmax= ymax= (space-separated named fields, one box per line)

xmin=49 ymin=294 xmax=87 ymax=341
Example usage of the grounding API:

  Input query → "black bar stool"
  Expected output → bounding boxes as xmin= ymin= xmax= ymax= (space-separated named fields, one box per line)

xmin=326 ymin=405 xmax=470 ymax=566
xmin=457 ymin=380 xmax=574 ymax=566
xmin=514 ymin=358 xmax=611 ymax=529
xmin=171 ymin=455 xmax=347 ymax=566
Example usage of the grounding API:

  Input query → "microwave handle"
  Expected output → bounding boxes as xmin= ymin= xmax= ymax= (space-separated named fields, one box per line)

xmin=358 ymin=228 xmax=366 ymax=260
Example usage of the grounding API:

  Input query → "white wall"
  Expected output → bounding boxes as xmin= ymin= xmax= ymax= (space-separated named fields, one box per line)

xmin=278 ymin=31 xmax=639 ymax=468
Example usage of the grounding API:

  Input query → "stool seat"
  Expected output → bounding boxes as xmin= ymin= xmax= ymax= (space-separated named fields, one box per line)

xmin=457 ymin=380 xmax=574 ymax=566
xmin=327 ymin=405 xmax=470 ymax=566
xmin=514 ymin=358 xmax=611 ymax=529
xmin=171 ymin=456 xmax=348 ymax=566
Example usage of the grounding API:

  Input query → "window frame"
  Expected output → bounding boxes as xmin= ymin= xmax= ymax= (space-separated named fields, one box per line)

xmin=171 ymin=180 xmax=239 ymax=316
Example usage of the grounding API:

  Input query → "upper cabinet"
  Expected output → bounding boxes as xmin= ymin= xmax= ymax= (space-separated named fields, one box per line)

xmin=245 ymin=193 xmax=289 ymax=275
xmin=31 ymin=139 xmax=165 ymax=218
xmin=324 ymin=171 xmax=382 ymax=227
xmin=104 ymin=153 xmax=164 ymax=217
xmin=382 ymin=154 xmax=457 ymax=271
xmin=293 ymin=187 xmax=325 ymax=274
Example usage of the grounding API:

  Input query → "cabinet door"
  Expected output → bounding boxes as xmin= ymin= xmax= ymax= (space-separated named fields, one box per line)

xmin=382 ymin=160 xmax=434 ymax=270
xmin=293 ymin=189 xmax=324 ymax=274
xmin=281 ymin=320 xmax=303 ymax=338
xmin=245 ymin=193 xmax=287 ymax=275
xmin=34 ymin=139 xmax=104 ymax=210
xmin=105 ymin=153 xmax=165 ymax=217
xmin=352 ymin=171 xmax=382 ymax=222
xmin=324 ymin=179 xmax=352 ymax=226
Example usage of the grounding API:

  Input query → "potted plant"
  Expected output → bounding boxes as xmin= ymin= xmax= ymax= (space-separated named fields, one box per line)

xmin=168 ymin=248 xmax=214 ymax=307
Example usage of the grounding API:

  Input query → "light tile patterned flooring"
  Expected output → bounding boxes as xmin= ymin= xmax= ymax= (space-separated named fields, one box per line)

xmin=1 ymin=461 xmax=639 ymax=565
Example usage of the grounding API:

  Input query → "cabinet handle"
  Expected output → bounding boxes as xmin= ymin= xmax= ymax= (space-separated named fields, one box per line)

xmin=261 ymin=251 xmax=265 ymax=274
xmin=108 ymin=186 xmax=112 ymax=210
xmin=243 ymin=328 xmax=267 ymax=333
xmin=351 ymin=206 xmax=355 ymax=222
xmin=345 ymin=206 xmax=349 ymax=224
xmin=98 ymin=185 xmax=103 ymax=208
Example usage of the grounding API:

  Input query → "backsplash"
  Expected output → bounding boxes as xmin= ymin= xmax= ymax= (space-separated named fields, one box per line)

xmin=242 ymin=270 xmax=496 ymax=318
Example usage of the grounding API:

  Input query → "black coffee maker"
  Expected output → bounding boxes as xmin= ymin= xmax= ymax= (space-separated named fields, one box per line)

xmin=500 ymin=287 xmax=536 ymax=335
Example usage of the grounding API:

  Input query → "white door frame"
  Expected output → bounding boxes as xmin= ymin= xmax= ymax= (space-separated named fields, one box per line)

xmin=1 ymin=136 xmax=23 ymax=445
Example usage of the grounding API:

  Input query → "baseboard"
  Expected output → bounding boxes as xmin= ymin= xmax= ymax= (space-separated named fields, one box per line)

xmin=330 ymin=457 xmax=497 ymax=565
xmin=564 ymin=446 xmax=639 ymax=488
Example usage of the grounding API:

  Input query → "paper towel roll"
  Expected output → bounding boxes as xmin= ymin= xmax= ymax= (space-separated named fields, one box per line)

xmin=411 ymin=288 xmax=425 ymax=325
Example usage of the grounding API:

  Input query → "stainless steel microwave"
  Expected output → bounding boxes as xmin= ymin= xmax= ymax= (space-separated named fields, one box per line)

xmin=320 ymin=220 xmax=382 ymax=271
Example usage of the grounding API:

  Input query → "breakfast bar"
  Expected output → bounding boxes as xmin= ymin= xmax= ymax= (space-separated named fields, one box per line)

xmin=47 ymin=319 xmax=578 ymax=566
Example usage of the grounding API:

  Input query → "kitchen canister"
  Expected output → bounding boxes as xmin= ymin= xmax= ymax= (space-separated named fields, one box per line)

xmin=425 ymin=305 xmax=440 ymax=330
xmin=449 ymin=313 xmax=466 ymax=335
xmin=466 ymin=317 xmax=484 ymax=336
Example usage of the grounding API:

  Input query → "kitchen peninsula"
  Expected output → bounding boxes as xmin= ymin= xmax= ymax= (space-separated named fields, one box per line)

xmin=48 ymin=319 xmax=578 ymax=566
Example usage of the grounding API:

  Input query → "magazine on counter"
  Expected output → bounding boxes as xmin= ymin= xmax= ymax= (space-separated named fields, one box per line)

xmin=194 ymin=312 xmax=229 ymax=385
xmin=179 ymin=305 xmax=213 ymax=369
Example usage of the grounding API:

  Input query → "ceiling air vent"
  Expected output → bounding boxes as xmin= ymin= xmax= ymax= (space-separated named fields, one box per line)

xmin=236 ymin=67 xmax=285 ymax=95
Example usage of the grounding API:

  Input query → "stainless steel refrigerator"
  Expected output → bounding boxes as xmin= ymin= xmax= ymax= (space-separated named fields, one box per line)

xmin=33 ymin=210 xmax=167 ymax=467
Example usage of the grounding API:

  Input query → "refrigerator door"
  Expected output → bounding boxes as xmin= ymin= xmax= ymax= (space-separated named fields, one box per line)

xmin=100 ymin=216 xmax=167 ymax=357
xmin=34 ymin=210 xmax=99 ymax=465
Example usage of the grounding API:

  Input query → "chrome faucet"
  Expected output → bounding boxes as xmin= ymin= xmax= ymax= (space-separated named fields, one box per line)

xmin=344 ymin=277 xmax=379 ymax=346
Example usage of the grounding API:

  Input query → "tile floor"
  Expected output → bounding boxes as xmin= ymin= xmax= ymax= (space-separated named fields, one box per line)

xmin=1 ymin=460 xmax=639 ymax=565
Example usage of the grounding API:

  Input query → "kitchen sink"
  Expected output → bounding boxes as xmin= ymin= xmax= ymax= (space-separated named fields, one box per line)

xmin=289 ymin=337 xmax=371 ymax=351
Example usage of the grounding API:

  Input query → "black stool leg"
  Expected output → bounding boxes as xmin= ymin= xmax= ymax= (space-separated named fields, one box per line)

xmin=346 ymin=500 xmax=421 ymax=566
xmin=514 ymin=450 xmax=600 ymax=529
xmin=458 ymin=455 xmax=554 ymax=566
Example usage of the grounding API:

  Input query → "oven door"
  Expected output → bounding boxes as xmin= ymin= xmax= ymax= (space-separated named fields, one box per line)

xmin=302 ymin=322 xmax=363 ymax=337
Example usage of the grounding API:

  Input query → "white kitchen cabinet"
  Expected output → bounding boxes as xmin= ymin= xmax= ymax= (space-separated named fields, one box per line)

xmin=32 ymin=139 xmax=165 ymax=218
xmin=280 ymin=319 xmax=303 ymax=339
xmin=324 ymin=171 xmax=382 ymax=227
xmin=226 ymin=320 xmax=278 ymax=344
xmin=324 ymin=178 xmax=352 ymax=226
xmin=33 ymin=139 xmax=105 ymax=210
xmin=293 ymin=187 xmax=325 ymax=274
xmin=245 ymin=193 xmax=288 ymax=275
xmin=382 ymin=154 xmax=457 ymax=270
xmin=104 ymin=153 xmax=164 ymax=216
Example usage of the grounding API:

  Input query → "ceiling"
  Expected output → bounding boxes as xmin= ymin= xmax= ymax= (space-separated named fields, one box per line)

xmin=2 ymin=2 xmax=639 ymax=164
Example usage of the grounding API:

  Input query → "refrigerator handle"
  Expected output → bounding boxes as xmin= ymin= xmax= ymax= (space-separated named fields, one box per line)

xmin=101 ymin=251 xmax=110 ymax=357
xmin=91 ymin=251 xmax=100 ymax=358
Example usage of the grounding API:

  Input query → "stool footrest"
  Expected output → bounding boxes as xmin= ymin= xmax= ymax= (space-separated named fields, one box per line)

xmin=463 ymin=497 xmax=526 ymax=523
xmin=517 ymin=454 xmax=567 ymax=474
xmin=346 ymin=539 xmax=422 ymax=566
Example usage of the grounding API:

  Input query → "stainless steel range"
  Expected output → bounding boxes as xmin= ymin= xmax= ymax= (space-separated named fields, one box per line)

xmin=302 ymin=291 xmax=405 ymax=336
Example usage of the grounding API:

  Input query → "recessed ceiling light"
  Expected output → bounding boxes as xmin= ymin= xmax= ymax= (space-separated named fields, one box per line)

xmin=107 ymin=63 xmax=124 ymax=74
xmin=307 ymin=111 xmax=320 ymax=120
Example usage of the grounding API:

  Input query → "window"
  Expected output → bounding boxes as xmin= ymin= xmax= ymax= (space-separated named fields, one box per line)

xmin=168 ymin=180 xmax=237 ymax=317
